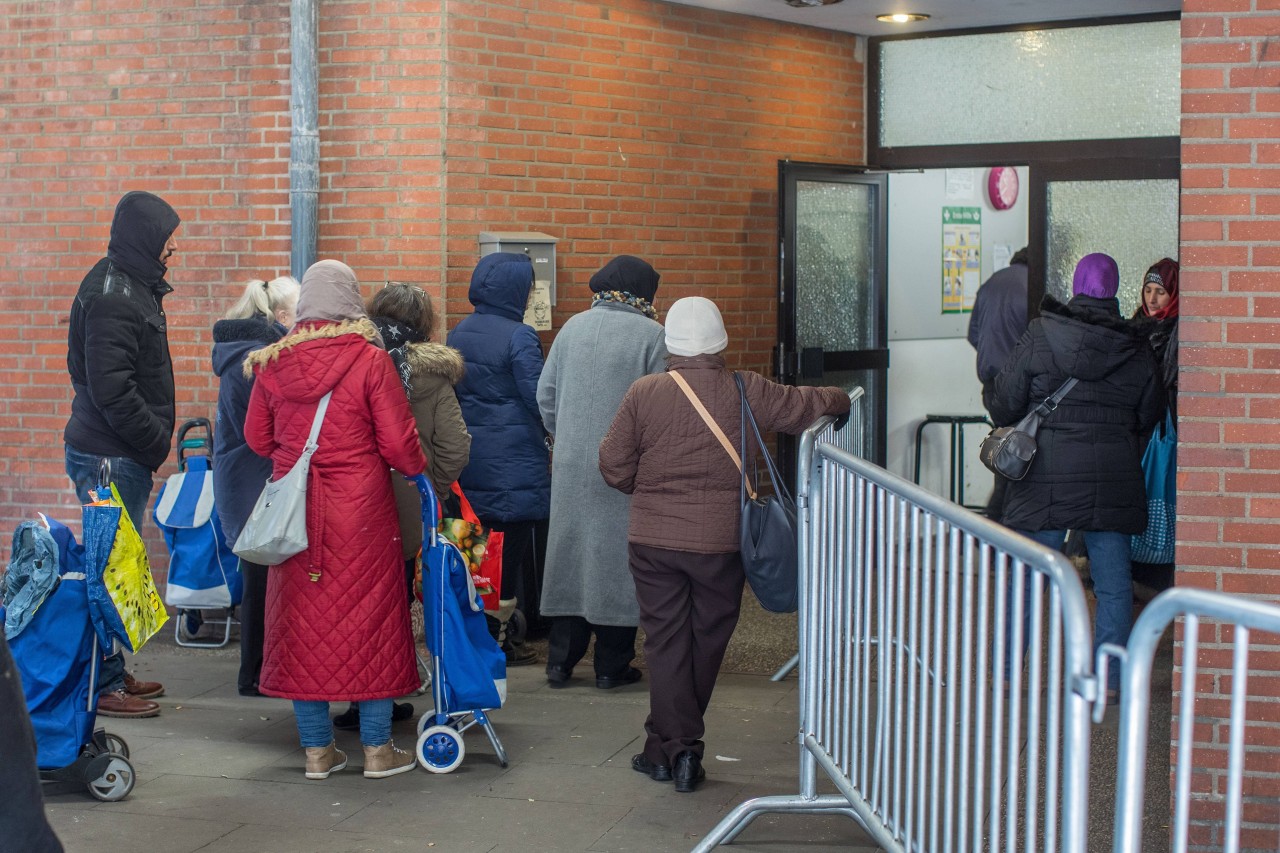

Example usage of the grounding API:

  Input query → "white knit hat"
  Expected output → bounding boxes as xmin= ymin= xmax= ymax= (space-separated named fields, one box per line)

xmin=665 ymin=296 xmax=728 ymax=357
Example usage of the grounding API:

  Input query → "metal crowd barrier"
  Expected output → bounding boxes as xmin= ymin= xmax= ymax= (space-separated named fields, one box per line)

xmin=695 ymin=406 xmax=1101 ymax=853
xmin=770 ymin=387 xmax=866 ymax=682
xmin=1109 ymin=587 xmax=1280 ymax=853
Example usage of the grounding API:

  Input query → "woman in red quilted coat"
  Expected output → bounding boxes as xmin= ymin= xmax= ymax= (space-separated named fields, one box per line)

xmin=244 ymin=260 xmax=427 ymax=781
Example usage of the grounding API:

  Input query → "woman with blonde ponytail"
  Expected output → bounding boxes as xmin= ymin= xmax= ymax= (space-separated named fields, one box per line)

xmin=211 ymin=275 xmax=299 ymax=696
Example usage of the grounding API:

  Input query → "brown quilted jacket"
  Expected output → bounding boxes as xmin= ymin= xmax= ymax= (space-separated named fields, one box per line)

xmin=598 ymin=354 xmax=850 ymax=554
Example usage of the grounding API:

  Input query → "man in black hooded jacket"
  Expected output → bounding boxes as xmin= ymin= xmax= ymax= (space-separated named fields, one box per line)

xmin=63 ymin=190 xmax=180 ymax=719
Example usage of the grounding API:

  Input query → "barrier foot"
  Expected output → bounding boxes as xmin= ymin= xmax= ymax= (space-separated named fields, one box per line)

xmin=769 ymin=654 xmax=799 ymax=682
xmin=690 ymin=794 xmax=862 ymax=851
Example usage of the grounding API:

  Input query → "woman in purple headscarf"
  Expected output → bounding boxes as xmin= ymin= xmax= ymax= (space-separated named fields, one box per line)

xmin=988 ymin=253 xmax=1166 ymax=701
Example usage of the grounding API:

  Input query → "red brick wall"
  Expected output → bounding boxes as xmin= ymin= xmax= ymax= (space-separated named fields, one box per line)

xmin=0 ymin=1 xmax=863 ymax=567
xmin=439 ymin=1 xmax=864 ymax=360
xmin=1179 ymin=2 xmax=1280 ymax=848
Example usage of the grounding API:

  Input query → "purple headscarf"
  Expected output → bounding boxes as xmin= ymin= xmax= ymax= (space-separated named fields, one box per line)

xmin=1072 ymin=253 xmax=1119 ymax=299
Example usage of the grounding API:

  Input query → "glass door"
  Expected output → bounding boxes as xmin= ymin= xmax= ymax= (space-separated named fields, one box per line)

xmin=777 ymin=161 xmax=889 ymax=480
xmin=1028 ymin=159 xmax=1179 ymax=317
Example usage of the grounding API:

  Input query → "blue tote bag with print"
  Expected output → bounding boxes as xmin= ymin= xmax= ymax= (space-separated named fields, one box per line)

xmin=1131 ymin=410 xmax=1177 ymax=565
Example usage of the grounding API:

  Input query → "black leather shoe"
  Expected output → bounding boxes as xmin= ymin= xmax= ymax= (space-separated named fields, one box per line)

xmin=673 ymin=751 xmax=705 ymax=793
xmin=595 ymin=666 xmax=642 ymax=690
xmin=546 ymin=666 xmax=572 ymax=689
xmin=631 ymin=753 xmax=672 ymax=782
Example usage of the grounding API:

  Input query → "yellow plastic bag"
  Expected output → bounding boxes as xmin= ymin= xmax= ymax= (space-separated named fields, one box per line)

xmin=85 ymin=484 xmax=168 ymax=652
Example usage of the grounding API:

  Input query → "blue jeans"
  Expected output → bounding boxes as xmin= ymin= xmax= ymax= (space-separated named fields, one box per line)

xmin=293 ymin=699 xmax=393 ymax=748
xmin=65 ymin=444 xmax=156 ymax=694
xmin=1022 ymin=529 xmax=1132 ymax=689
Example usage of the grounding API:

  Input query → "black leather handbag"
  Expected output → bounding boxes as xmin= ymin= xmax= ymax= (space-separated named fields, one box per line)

xmin=979 ymin=378 xmax=1077 ymax=481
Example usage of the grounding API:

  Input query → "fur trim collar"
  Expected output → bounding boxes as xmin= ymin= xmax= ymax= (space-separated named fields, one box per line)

xmin=243 ymin=318 xmax=379 ymax=377
xmin=404 ymin=341 xmax=466 ymax=386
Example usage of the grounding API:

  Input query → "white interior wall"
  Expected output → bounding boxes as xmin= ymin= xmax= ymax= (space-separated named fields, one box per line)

xmin=884 ymin=167 xmax=1030 ymax=508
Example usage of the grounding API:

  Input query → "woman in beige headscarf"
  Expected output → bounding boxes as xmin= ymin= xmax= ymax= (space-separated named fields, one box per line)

xmin=244 ymin=260 xmax=427 ymax=781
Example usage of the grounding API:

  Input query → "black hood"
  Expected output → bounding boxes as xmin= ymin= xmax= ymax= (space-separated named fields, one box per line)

xmin=106 ymin=191 xmax=180 ymax=287
xmin=1039 ymin=294 xmax=1146 ymax=382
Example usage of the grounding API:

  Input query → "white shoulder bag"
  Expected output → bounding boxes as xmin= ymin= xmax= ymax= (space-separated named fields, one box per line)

xmin=233 ymin=392 xmax=332 ymax=567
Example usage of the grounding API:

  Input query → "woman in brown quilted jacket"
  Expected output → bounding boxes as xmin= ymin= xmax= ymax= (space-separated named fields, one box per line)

xmin=598 ymin=296 xmax=849 ymax=793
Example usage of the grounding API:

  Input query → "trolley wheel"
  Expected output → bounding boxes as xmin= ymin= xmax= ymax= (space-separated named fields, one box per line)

xmin=85 ymin=753 xmax=135 ymax=801
xmin=178 ymin=609 xmax=204 ymax=639
xmin=417 ymin=725 xmax=465 ymax=773
xmin=102 ymin=733 xmax=130 ymax=759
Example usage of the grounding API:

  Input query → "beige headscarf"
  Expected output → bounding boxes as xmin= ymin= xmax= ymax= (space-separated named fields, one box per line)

xmin=293 ymin=259 xmax=384 ymax=347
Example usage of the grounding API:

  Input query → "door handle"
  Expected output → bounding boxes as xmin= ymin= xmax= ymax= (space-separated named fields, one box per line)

xmin=800 ymin=347 xmax=824 ymax=380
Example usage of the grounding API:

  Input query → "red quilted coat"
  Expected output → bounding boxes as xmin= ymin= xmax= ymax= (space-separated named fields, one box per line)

xmin=243 ymin=319 xmax=427 ymax=701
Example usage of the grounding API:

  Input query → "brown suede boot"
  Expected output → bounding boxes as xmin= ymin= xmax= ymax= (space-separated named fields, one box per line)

xmin=304 ymin=742 xmax=348 ymax=780
xmin=362 ymin=740 xmax=417 ymax=778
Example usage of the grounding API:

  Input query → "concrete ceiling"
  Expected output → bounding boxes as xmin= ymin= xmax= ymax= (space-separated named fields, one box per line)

xmin=663 ymin=0 xmax=1180 ymax=36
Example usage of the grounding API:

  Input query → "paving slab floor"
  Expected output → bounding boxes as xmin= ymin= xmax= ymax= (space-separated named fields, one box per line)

xmin=39 ymin=593 xmax=1171 ymax=853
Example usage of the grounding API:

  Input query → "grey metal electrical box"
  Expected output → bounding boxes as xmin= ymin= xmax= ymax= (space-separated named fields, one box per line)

xmin=479 ymin=231 xmax=558 ymax=330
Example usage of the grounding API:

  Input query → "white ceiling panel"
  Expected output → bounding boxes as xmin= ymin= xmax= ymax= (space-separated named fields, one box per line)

xmin=662 ymin=0 xmax=1180 ymax=36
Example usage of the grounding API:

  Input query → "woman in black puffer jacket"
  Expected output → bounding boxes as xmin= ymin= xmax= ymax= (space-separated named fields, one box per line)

xmin=989 ymin=253 xmax=1165 ymax=697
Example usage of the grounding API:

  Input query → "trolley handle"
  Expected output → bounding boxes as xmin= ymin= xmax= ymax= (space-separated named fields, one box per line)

xmin=175 ymin=417 xmax=213 ymax=471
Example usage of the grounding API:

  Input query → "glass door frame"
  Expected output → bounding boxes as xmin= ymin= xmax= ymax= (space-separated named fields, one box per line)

xmin=777 ymin=161 xmax=889 ymax=477
xmin=868 ymin=18 xmax=1180 ymax=323
xmin=1028 ymin=157 xmax=1181 ymax=317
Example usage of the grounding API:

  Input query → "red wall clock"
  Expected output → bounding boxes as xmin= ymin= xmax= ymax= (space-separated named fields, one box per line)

xmin=988 ymin=166 xmax=1019 ymax=210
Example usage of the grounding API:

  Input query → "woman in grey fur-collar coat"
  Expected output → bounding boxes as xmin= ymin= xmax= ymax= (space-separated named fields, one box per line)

xmin=536 ymin=256 xmax=667 ymax=689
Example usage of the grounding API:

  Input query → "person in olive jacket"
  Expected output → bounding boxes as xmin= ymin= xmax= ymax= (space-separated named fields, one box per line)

xmin=988 ymin=253 xmax=1165 ymax=698
xmin=599 ymin=296 xmax=850 ymax=793
xmin=63 ymin=190 xmax=180 ymax=720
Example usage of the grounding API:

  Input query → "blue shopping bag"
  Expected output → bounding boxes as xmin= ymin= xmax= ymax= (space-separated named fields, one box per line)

xmin=1131 ymin=410 xmax=1177 ymax=564
xmin=3 ymin=517 xmax=98 ymax=769
xmin=153 ymin=455 xmax=242 ymax=609
xmin=416 ymin=477 xmax=506 ymax=714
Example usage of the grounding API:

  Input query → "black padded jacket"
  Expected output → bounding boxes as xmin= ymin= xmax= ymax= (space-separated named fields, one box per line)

xmin=988 ymin=295 xmax=1166 ymax=535
xmin=64 ymin=192 xmax=179 ymax=471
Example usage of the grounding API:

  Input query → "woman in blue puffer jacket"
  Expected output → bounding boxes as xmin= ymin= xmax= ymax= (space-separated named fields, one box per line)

xmin=447 ymin=252 xmax=550 ymax=665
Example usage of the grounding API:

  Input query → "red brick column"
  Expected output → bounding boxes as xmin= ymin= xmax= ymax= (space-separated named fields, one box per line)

xmin=1179 ymin=2 xmax=1280 ymax=848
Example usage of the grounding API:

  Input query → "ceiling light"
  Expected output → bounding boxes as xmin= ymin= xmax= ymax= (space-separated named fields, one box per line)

xmin=785 ymin=0 xmax=844 ymax=7
xmin=876 ymin=12 xmax=930 ymax=23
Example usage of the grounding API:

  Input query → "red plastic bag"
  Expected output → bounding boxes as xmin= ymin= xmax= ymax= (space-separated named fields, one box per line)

xmin=436 ymin=482 xmax=503 ymax=612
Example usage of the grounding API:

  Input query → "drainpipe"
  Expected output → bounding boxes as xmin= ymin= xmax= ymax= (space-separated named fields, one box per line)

xmin=289 ymin=0 xmax=319 ymax=279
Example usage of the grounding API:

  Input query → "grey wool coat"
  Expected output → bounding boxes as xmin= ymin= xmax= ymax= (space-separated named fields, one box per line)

xmin=536 ymin=300 xmax=667 ymax=626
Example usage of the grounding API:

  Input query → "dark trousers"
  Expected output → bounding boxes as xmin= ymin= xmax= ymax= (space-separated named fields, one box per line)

xmin=545 ymin=616 xmax=637 ymax=677
xmin=629 ymin=543 xmax=744 ymax=767
xmin=237 ymin=559 xmax=268 ymax=693
xmin=485 ymin=519 xmax=548 ymax=629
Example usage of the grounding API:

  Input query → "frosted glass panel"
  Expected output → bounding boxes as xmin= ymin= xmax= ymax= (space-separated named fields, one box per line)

xmin=796 ymin=180 xmax=875 ymax=351
xmin=879 ymin=20 xmax=1180 ymax=147
xmin=1045 ymin=179 xmax=1179 ymax=317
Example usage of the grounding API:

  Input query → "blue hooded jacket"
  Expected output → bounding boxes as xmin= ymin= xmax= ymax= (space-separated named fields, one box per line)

xmin=210 ymin=315 xmax=286 ymax=543
xmin=446 ymin=253 xmax=550 ymax=522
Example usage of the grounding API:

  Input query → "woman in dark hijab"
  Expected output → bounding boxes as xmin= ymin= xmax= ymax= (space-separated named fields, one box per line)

xmin=1133 ymin=257 xmax=1179 ymax=417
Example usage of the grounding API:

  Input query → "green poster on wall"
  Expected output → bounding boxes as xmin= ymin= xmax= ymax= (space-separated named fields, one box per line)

xmin=942 ymin=206 xmax=981 ymax=314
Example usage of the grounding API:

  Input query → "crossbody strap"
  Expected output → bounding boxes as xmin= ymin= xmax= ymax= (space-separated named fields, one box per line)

xmin=1033 ymin=377 xmax=1078 ymax=418
xmin=669 ymin=372 xmax=756 ymax=500
xmin=302 ymin=391 xmax=333 ymax=453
